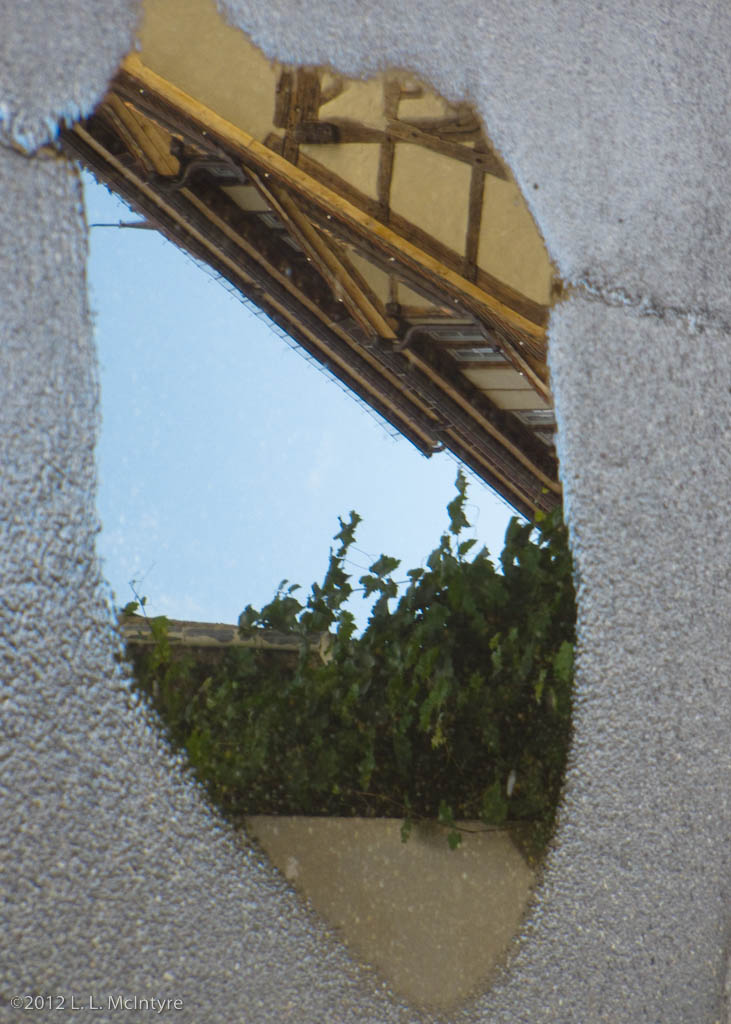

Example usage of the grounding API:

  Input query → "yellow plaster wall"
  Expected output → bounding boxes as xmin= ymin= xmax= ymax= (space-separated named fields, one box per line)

xmin=346 ymin=251 xmax=392 ymax=304
xmin=396 ymin=280 xmax=436 ymax=310
xmin=477 ymin=177 xmax=554 ymax=305
xmin=319 ymin=78 xmax=387 ymax=130
xmin=397 ymin=91 xmax=451 ymax=120
xmin=139 ymin=0 xmax=279 ymax=144
xmin=390 ymin=143 xmax=471 ymax=255
xmin=300 ymin=142 xmax=381 ymax=201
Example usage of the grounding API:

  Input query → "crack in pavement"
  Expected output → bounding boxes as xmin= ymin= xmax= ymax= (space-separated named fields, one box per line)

xmin=567 ymin=275 xmax=731 ymax=336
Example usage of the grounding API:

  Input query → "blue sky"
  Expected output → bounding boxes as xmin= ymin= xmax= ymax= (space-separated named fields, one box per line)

xmin=84 ymin=171 xmax=516 ymax=630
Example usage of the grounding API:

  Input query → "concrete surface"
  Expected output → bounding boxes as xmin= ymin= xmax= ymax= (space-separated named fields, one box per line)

xmin=0 ymin=0 xmax=138 ymax=152
xmin=1 ymin=0 xmax=729 ymax=1022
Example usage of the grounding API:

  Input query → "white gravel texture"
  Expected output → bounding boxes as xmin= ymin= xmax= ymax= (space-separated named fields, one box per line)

xmin=0 ymin=0 xmax=139 ymax=152
xmin=1 ymin=1 xmax=729 ymax=1022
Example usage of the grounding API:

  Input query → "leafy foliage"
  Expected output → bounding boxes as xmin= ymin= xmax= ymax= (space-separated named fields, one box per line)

xmin=123 ymin=472 xmax=576 ymax=858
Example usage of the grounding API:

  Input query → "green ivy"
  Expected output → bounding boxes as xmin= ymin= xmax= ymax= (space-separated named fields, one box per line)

xmin=123 ymin=471 xmax=576 ymax=859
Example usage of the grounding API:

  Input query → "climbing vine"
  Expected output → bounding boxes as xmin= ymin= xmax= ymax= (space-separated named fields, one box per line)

xmin=122 ymin=471 xmax=576 ymax=858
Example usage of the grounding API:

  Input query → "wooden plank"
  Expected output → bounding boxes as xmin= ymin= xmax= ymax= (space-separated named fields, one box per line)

xmin=377 ymin=75 xmax=400 ymax=220
xmin=282 ymin=69 xmax=321 ymax=162
xmin=250 ymin=171 xmax=397 ymax=340
xmin=115 ymin=57 xmax=549 ymax=377
xmin=292 ymin=122 xmax=340 ymax=144
xmin=321 ymin=120 xmax=384 ymax=143
xmin=308 ymin=114 xmax=508 ymax=179
xmin=384 ymin=79 xmax=403 ymax=120
xmin=385 ymin=119 xmax=508 ymax=178
xmin=297 ymin=69 xmax=321 ymax=120
xmin=273 ymin=71 xmax=293 ymax=129
xmin=464 ymin=163 xmax=485 ymax=282
xmin=282 ymin=71 xmax=301 ymax=162
xmin=399 ymin=111 xmax=484 ymax=141
xmin=377 ymin=137 xmax=395 ymax=217
xmin=106 ymin=96 xmax=179 ymax=176
xmin=101 ymin=96 xmax=156 ymax=172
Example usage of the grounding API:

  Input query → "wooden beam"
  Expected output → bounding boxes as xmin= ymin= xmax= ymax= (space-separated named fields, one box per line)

xmin=464 ymin=162 xmax=485 ymax=282
xmin=296 ymin=114 xmax=508 ymax=180
xmin=100 ymin=96 xmax=156 ymax=173
xmin=281 ymin=68 xmax=320 ymax=162
xmin=397 ymin=111 xmax=484 ymax=141
xmin=377 ymin=137 xmax=395 ymax=218
xmin=303 ymin=119 xmax=383 ymax=144
xmin=249 ymin=171 xmax=397 ymax=340
xmin=117 ymin=56 xmax=548 ymax=349
xmin=114 ymin=65 xmax=552 ymax=396
xmin=273 ymin=71 xmax=293 ymax=129
xmin=384 ymin=118 xmax=508 ymax=178
xmin=105 ymin=95 xmax=179 ymax=176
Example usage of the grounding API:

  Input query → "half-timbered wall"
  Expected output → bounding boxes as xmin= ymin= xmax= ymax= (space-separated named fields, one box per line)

xmin=139 ymin=0 xmax=553 ymax=306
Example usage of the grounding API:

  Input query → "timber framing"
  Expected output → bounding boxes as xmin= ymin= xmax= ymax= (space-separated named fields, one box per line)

xmin=62 ymin=51 xmax=562 ymax=517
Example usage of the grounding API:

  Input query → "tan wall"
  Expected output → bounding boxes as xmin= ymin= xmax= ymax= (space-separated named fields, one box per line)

xmin=390 ymin=144 xmax=472 ymax=256
xmin=137 ymin=0 xmax=554 ymax=313
xmin=319 ymin=77 xmax=388 ymax=130
xmin=245 ymin=816 xmax=536 ymax=1012
xmin=140 ymin=0 xmax=280 ymax=143
xmin=478 ymin=177 xmax=554 ymax=304
xmin=300 ymin=141 xmax=382 ymax=201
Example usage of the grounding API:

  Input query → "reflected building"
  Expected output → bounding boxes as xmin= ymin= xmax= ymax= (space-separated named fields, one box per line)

xmin=63 ymin=0 xmax=560 ymax=517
